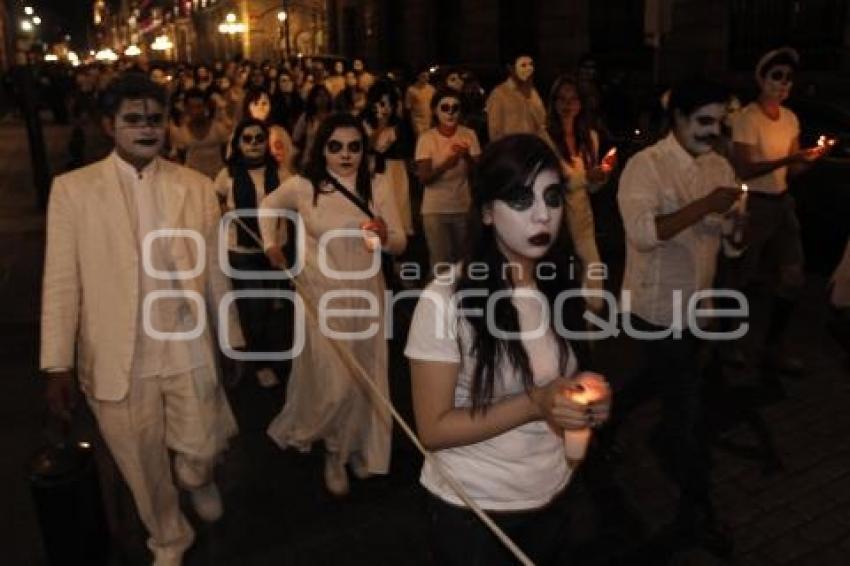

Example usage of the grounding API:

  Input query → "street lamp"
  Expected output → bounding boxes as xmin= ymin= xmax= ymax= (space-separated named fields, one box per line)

xmin=21 ymin=20 xmax=33 ymax=33
xmin=24 ymin=7 xmax=34 ymax=16
xmin=32 ymin=16 xmax=41 ymax=25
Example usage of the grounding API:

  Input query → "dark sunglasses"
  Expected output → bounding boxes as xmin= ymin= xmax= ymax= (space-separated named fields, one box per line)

xmin=120 ymin=113 xmax=165 ymax=127
xmin=768 ymin=69 xmax=794 ymax=82
xmin=326 ymin=140 xmax=363 ymax=154
xmin=241 ymin=133 xmax=266 ymax=144
xmin=439 ymin=103 xmax=461 ymax=114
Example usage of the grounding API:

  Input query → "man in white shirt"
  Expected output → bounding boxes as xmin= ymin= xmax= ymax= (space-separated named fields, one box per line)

xmin=485 ymin=53 xmax=548 ymax=143
xmin=41 ymin=74 xmax=244 ymax=565
xmin=618 ymin=80 xmax=743 ymax=555
xmin=729 ymin=47 xmax=830 ymax=374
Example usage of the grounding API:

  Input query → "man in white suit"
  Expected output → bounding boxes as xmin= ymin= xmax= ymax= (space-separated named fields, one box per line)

xmin=41 ymin=73 xmax=244 ymax=565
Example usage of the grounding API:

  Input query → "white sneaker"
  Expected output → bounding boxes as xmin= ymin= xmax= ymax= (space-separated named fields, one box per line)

xmin=324 ymin=452 xmax=349 ymax=496
xmin=190 ymin=482 xmax=223 ymax=522
xmin=256 ymin=368 xmax=280 ymax=388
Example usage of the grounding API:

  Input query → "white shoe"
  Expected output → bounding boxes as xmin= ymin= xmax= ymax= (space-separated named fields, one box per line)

xmin=190 ymin=482 xmax=223 ymax=522
xmin=324 ymin=452 xmax=349 ymax=496
xmin=349 ymin=454 xmax=371 ymax=480
xmin=256 ymin=368 xmax=280 ymax=388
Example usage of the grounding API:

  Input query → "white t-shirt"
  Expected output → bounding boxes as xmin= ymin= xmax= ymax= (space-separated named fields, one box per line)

xmin=732 ymin=103 xmax=800 ymax=193
xmin=415 ymin=126 xmax=481 ymax=215
xmin=404 ymin=274 xmax=576 ymax=511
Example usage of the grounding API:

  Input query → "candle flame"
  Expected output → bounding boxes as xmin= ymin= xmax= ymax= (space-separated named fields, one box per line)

xmin=741 ymin=183 xmax=748 ymax=193
xmin=603 ymin=147 xmax=617 ymax=159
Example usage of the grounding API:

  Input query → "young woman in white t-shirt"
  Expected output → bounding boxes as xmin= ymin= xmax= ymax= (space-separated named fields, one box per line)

xmin=405 ymin=134 xmax=612 ymax=564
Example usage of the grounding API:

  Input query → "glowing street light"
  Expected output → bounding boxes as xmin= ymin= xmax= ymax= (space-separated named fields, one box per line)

xmin=24 ymin=7 xmax=34 ymax=16
xmin=226 ymin=13 xmax=236 ymax=23
xmin=20 ymin=20 xmax=33 ymax=32
xmin=218 ymin=13 xmax=246 ymax=34
xmin=124 ymin=44 xmax=142 ymax=57
xmin=32 ymin=16 xmax=41 ymax=25
xmin=95 ymin=48 xmax=118 ymax=61
xmin=151 ymin=35 xmax=174 ymax=51
xmin=277 ymin=11 xmax=287 ymax=22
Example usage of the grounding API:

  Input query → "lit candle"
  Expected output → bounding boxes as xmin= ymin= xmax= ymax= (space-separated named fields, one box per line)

xmin=818 ymin=135 xmax=827 ymax=147
xmin=740 ymin=183 xmax=748 ymax=214
xmin=600 ymin=147 xmax=618 ymax=172
xmin=361 ymin=220 xmax=382 ymax=252
xmin=733 ymin=183 xmax=748 ymax=246
xmin=563 ymin=374 xmax=608 ymax=463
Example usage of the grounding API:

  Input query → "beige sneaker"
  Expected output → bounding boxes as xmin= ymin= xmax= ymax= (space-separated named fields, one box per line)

xmin=324 ymin=452 xmax=349 ymax=496
xmin=190 ymin=482 xmax=223 ymax=522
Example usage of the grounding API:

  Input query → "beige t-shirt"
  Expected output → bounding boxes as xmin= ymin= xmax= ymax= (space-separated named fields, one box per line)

xmin=732 ymin=103 xmax=800 ymax=193
xmin=415 ymin=126 xmax=481 ymax=215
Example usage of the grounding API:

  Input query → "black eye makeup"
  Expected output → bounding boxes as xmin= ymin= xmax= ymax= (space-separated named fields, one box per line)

xmin=768 ymin=69 xmax=794 ymax=82
xmin=439 ymin=103 xmax=460 ymax=114
xmin=241 ymin=133 xmax=266 ymax=144
xmin=500 ymin=184 xmax=564 ymax=211
xmin=120 ymin=113 xmax=165 ymax=127
xmin=326 ymin=140 xmax=363 ymax=154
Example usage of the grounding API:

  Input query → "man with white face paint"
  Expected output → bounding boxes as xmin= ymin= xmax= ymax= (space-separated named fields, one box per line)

xmin=616 ymin=81 xmax=743 ymax=556
xmin=485 ymin=53 xmax=548 ymax=143
xmin=41 ymin=74 xmax=243 ymax=565
xmin=729 ymin=47 xmax=831 ymax=375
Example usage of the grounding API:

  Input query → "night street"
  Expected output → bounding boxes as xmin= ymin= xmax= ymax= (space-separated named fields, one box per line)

xmin=1 ymin=114 xmax=850 ymax=565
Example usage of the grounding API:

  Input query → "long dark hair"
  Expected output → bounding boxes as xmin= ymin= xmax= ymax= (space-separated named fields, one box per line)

xmin=304 ymin=84 xmax=333 ymax=119
xmin=303 ymin=113 xmax=372 ymax=206
xmin=456 ymin=134 xmax=585 ymax=413
xmin=361 ymin=79 xmax=400 ymax=128
xmin=546 ymin=74 xmax=597 ymax=170
xmin=241 ymin=87 xmax=271 ymax=123
xmin=226 ymin=118 xmax=279 ymax=247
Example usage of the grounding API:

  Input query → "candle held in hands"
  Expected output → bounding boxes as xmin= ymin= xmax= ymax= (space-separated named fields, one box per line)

xmin=563 ymin=374 xmax=608 ymax=463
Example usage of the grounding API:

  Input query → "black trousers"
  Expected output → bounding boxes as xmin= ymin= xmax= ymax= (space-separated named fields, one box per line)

xmin=624 ymin=316 xmax=711 ymax=509
xmin=425 ymin=490 xmax=571 ymax=566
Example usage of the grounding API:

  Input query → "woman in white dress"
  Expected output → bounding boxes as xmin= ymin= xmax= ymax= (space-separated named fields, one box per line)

xmin=259 ymin=113 xmax=407 ymax=496
xmin=171 ymin=88 xmax=231 ymax=179
xmin=362 ymin=79 xmax=414 ymax=235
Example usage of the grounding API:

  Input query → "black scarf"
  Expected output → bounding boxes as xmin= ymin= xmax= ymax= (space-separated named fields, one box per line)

xmin=232 ymin=163 xmax=279 ymax=248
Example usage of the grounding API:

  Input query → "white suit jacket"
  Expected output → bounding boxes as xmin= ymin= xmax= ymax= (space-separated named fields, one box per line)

xmin=40 ymin=155 xmax=244 ymax=401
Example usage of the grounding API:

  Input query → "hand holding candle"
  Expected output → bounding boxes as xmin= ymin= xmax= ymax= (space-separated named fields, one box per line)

xmin=360 ymin=218 xmax=387 ymax=251
xmin=560 ymin=373 xmax=611 ymax=462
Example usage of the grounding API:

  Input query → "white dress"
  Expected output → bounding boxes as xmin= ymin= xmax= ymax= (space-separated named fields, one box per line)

xmin=259 ymin=173 xmax=407 ymax=474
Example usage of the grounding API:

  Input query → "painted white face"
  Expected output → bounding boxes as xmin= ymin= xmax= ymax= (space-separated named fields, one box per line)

xmin=334 ymin=61 xmax=344 ymax=75
xmin=248 ymin=93 xmax=271 ymax=121
xmin=760 ymin=64 xmax=793 ymax=102
xmin=353 ymin=59 xmax=364 ymax=73
xmin=279 ymin=74 xmax=294 ymax=93
xmin=374 ymin=94 xmax=392 ymax=122
xmin=673 ymin=102 xmax=725 ymax=156
xmin=324 ymin=127 xmax=363 ymax=179
xmin=239 ymin=125 xmax=267 ymax=162
xmin=112 ymin=98 xmax=167 ymax=165
xmin=435 ymin=95 xmax=461 ymax=128
xmin=514 ymin=56 xmax=534 ymax=83
xmin=446 ymin=73 xmax=463 ymax=91
xmin=483 ymin=168 xmax=563 ymax=262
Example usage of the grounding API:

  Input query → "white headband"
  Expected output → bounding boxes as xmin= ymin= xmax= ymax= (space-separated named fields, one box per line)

xmin=755 ymin=47 xmax=799 ymax=83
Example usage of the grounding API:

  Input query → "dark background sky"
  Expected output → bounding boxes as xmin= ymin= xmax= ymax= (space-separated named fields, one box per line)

xmin=24 ymin=0 xmax=92 ymax=49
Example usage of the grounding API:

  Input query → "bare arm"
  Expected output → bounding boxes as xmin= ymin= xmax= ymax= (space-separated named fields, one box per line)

xmin=655 ymin=187 xmax=739 ymax=241
xmin=415 ymin=156 xmax=459 ymax=185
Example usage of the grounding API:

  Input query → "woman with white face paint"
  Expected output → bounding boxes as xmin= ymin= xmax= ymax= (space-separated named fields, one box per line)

xmin=415 ymin=87 xmax=481 ymax=272
xmin=405 ymin=68 xmax=436 ymax=137
xmin=407 ymin=134 xmax=611 ymax=564
xmin=363 ymin=80 xmax=414 ymax=236
xmin=259 ymin=113 xmax=407 ymax=497
xmin=729 ymin=47 xmax=832 ymax=375
xmin=214 ymin=118 xmax=290 ymax=388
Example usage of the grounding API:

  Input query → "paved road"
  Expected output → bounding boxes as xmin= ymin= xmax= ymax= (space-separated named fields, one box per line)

xmin=2 ymin=116 xmax=850 ymax=565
